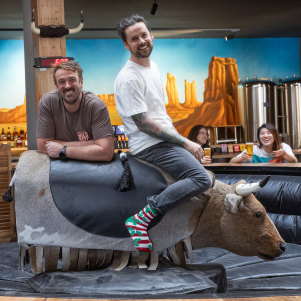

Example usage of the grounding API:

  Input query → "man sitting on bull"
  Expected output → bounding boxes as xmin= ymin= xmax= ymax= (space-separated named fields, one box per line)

xmin=114 ymin=14 xmax=212 ymax=254
xmin=36 ymin=61 xmax=114 ymax=162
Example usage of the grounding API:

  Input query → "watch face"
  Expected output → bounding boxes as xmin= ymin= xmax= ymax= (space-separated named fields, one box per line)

xmin=59 ymin=146 xmax=67 ymax=160
xmin=59 ymin=152 xmax=66 ymax=160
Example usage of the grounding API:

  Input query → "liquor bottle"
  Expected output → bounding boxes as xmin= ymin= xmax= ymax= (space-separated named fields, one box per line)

xmin=20 ymin=128 xmax=25 ymax=140
xmin=1 ymin=128 xmax=6 ymax=142
xmin=24 ymin=131 xmax=28 ymax=147
xmin=121 ymin=135 xmax=125 ymax=149
xmin=125 ymin=136 xmax=129 ymax=149
xmin=6 ymin=127 xmax=12 ymax=141
xmin=117 ymin=135 xmax=122 ymax=149
xmin=113 ymin=135 xmax=118 ymax=149
xmin=16 ymin=136 xmax=22 ymax=147
xmin=13 ymin=126 xmax=19 ymax=140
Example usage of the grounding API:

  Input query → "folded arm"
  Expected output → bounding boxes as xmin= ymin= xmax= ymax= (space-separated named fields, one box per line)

xmin=37 ymin=136 xmax=114 ymax=161
xmin=132 ymin=112 xmax=204 ymax=161
xmin=283 ymin=152 xmax=298 ymax=163
xmin=273 ymin=148 xmax=298 ymax=163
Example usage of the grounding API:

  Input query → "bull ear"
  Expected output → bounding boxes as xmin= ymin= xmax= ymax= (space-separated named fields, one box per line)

xmin=224 ymin=194 xmax=244 ymax=214
xmin=235 ymin=176 xmax=270 ymax=197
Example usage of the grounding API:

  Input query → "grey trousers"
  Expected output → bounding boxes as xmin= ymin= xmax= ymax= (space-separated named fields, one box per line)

xmin=135 ymin=142 xmax=212 ymax=214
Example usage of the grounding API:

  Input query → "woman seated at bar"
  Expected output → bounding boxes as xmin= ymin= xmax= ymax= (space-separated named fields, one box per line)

xmin=230 ymin=123 xmax=298 ymax=163
xmin=188 ymin=125 xmax=211 ymax=164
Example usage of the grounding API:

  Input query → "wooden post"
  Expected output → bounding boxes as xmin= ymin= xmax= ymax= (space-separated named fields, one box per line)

xmin=31 ymin=0 xmax=66 ymax=107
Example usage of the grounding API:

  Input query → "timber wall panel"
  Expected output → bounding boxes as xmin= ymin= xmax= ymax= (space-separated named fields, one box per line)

xmin=0 ymin=144 xmax=16 ymax=242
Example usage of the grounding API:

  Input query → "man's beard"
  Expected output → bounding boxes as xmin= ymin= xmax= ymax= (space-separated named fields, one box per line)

xmin=132 ymin=43 xmax=153 ymax=59
xmin=62 ymin=88 xmax=81 ymax=105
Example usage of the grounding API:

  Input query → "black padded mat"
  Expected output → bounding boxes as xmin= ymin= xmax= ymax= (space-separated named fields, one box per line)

xmin=191 ymin=243 xmax=301 ymax=291
xmin=1 ymin=243 xmax=301 ymax=297
xmin=49 ymin=154 xmax=168 ymax=238
xmin=27 ymin=264 xmax=218 ymax=296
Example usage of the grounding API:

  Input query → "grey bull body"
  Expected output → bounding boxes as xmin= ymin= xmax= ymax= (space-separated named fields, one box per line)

xmin=13 ymin=151 xmax=285 ymax=272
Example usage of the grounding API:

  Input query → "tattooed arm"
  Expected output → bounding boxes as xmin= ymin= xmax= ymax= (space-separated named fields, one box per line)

xmin=132 ymin=112 xmax=204 ymax=161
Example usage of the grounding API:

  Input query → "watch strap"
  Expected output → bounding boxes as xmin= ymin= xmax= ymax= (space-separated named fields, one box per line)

xmin=59 ymin=146 xmax=67 ymax=160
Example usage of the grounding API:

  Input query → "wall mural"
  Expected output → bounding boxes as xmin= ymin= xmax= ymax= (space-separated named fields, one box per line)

xmin=0 ymin=38 xmax=300 ymax=137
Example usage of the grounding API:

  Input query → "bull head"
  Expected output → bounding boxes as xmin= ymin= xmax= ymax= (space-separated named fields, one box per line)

xmin=224 ymin=176 xmax=270 ymax=213
xmin=31 ymin=9 xmax=84 ymax=37
xmin=221 ymin=176 xmax=286 ymax=260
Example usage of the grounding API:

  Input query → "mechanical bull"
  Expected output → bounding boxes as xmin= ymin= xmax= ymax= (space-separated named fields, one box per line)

xmin=11 ymin=151 xmax=285 ymax=273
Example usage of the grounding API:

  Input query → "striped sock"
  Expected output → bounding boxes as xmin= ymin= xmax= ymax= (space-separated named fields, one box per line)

xmin=125 ymin=204 xmax=158 ymax=254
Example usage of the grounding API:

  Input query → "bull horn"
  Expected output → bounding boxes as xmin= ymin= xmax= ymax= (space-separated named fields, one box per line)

xmin=235 ymin=176 xmax=270 ymax=197
xmin=31 ymin=9 xmax=40 ymax=35
xmin=68 ymin=10 xmax=84 ymax=34
xmin=259 ymin=175 xmax=270 ymax=187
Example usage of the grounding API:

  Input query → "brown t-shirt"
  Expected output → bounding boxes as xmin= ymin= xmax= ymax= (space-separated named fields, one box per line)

xmin=36 ymin=90 xmax=113 ymax=141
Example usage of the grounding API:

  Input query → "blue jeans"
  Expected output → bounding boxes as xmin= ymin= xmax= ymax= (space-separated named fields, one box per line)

xmin=135 ymin=142 xmax=212 ymax=214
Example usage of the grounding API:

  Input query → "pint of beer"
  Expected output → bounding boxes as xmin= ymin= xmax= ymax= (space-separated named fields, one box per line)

xmin=246 ymin=142 xmax=253 ymax=157
xmin=204 ymin=147 xmax=211 ymax=157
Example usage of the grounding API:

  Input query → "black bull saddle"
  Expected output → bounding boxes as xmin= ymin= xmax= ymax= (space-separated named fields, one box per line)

xmin=49 ymin=154 xmax=168 ymax=238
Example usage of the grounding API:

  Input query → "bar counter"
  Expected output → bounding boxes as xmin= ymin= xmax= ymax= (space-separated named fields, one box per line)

xmin=204 ymin=162 xmax=301 ymax=176
xmin=9 ymin=147 xmax=301 ymax=174
xmin=212 ymin=149 xmax=301 ymax=160
xmin=11 ymin=146 xmax=27 ymax=158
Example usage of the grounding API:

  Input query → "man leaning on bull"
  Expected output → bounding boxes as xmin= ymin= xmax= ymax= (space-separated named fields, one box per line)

xmin=36 ymin=61 xmax=114 ymax=162
xmin=114 ymin=14 xmax=212 ymax=254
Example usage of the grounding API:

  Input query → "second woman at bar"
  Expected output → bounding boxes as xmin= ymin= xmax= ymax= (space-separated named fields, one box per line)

xmin=188 ymin=125 xmax=211 ymax=164
xmin=230 ymin=123 xmax=298 ymax=163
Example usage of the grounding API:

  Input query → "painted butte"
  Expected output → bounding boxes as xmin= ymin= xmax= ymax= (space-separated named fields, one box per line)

xmin=0 ymin=57 xmax=241 ymax=137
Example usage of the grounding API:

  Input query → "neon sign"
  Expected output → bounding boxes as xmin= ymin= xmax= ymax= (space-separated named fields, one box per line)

xmin=34 ymin=57 xmax=74 ymax=68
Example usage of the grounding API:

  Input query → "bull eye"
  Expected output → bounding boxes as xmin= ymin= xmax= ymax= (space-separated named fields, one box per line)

xmin=254 ymin=211 xmax=262 ymax=218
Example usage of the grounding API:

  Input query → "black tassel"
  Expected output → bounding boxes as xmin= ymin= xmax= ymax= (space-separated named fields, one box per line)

xmin=2 ymin=186 xmax=13 ymax=202
xmin=115 ymin=151 xmax=133 ymax=192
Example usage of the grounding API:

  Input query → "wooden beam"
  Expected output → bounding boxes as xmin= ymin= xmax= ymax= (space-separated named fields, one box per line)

xmin=31 ymin=0 xmax=66 ymax=107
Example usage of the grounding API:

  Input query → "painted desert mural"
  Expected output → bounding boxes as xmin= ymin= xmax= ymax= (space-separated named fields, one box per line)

xmin=0 ymin=56 xmax=242 ymax=138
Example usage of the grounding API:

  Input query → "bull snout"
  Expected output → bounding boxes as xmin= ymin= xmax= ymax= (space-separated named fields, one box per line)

xmin=258 ymin=240 xmax=286 ymax=260
xmin=279 ymin=242 xmax=286 ymax=254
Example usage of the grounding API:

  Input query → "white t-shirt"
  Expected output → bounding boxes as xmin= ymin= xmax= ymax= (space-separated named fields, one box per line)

xmin=237 ymin=143 xmax=295 ymax=163
xmin=114 ymin=60 xmax=174 ymax=154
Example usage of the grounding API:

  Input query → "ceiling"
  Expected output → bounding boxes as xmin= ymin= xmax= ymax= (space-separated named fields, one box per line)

xmin=1 ymin=0 xmax=301 ymax=40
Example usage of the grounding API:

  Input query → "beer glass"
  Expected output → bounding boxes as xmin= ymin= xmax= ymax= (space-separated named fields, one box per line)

xmin=204 ymin=147 xmax=211 ymax=157
xmin=246 ymin=142 xmax=253 ymax=157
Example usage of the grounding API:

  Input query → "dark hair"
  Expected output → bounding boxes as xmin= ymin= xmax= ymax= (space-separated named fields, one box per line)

xmin=53 ymin=61 xmax=83 ymax=85
xmin=117 ymin=14 xmax=151 ymax=42
xmin=188 ymin=125 xmax=209 ymax=147
xmin=257 ymin=123 xmax=282 ymax=151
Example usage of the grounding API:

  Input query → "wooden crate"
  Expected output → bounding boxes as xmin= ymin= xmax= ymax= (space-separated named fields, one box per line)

xmin=0 ymin=144 xmax=16 ymax=242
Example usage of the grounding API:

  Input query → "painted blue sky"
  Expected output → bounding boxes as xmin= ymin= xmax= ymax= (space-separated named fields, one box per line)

xmin=0 ymin=40 xmax=25 ymax=108
xmin=0 ymin=38 xmax=300 ymax=108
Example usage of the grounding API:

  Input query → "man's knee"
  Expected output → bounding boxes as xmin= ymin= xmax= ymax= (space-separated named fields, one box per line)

xmin=194 ymin=171 xmax=212 ymax=192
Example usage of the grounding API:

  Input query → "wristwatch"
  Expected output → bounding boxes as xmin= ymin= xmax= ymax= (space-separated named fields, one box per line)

xmin=59 ymin=146 xmax=67 ymax=160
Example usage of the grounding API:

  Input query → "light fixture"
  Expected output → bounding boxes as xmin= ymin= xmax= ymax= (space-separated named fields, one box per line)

xmin=225 ymin=28 xmax=239 ymax=41
xmin=225 ymin=33 xmax=235 ymax=41
xmin=150 ymin=0 xmax=158 ymax=15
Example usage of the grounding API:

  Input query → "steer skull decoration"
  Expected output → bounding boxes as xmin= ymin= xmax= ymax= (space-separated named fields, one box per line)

xmin=31 ymin=9 xmax=84 ymax=37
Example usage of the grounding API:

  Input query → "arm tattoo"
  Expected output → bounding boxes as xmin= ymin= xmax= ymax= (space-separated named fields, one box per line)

xmin=132 ymin=112 xmax=186 ymax=146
